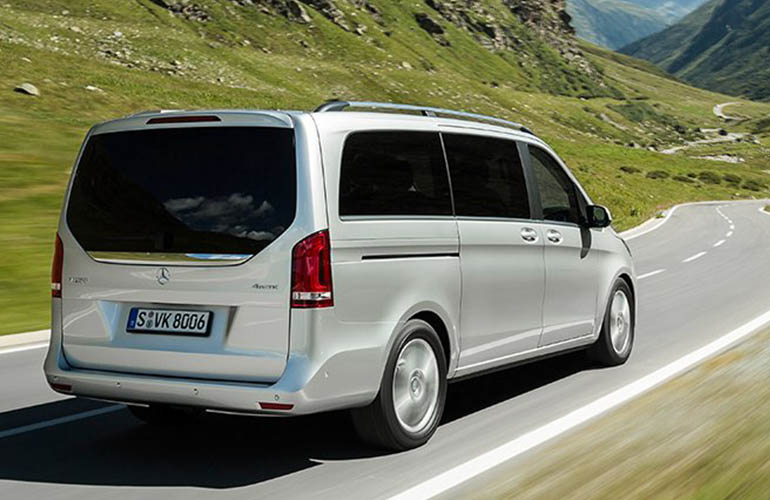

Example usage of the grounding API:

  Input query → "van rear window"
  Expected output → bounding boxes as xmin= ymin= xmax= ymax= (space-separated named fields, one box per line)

xmin=67 ymin=127 xmax=296 ymax=256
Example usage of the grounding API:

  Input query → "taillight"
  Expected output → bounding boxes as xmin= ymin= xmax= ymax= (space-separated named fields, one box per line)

xmin=51 ymin=233 xmax=63 ymax=298
xmin=259 ymin=402 xmax=294 ymax=411
xmin=291 ymin=230 xmax=333 ymax=308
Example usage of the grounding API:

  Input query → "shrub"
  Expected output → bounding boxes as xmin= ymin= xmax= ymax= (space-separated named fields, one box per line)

xmin=697 ymin=171 xmax=721 ymax=184
xmin=687 ymin=172 xmax=698 ymax=178
xmin=723 ymin=173 xmax=742 ymax=184
xmin=646 ymin=170 xmax=669 ymax=179
xmin=673 ymin=175 xmax=695 ymax=183
xmin=743 ymin=180 xmax=767 ymax=192
xmin=620 ymin=165 xmax=641 ymax=174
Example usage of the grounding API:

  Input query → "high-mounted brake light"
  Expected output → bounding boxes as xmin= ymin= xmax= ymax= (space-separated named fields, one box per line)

xmin=291 ymin=230 xmax=333 ymax=308
xmin=51 ymin=233 xmax=63 ymax=298
xmin=146 ymin=115 xmax=221 ymax=125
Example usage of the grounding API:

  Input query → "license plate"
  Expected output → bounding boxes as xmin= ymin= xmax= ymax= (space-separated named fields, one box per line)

xmin=127 ymin=308 xmax=212 ymax=336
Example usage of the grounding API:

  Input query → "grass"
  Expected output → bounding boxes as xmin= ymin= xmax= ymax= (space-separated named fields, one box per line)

xmin=0 ymin=1 xmax=769 ymax=334
xmin=473 ymin=328 xmax=770 ymax=499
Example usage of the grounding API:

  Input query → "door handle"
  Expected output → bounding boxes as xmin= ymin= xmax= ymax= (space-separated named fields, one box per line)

xmin=521 ymin=227 xmax=539 ymax=243
xmin=546 ymin=229 xmax=563 ymax=244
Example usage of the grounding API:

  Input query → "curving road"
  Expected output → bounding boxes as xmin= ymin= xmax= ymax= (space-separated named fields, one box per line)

xmin=1 ymin=200 xmax=770 ymax=499
xmin=713 ymin=102 xmax=742 ymax=121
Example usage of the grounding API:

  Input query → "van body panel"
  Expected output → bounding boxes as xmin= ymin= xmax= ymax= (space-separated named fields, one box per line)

xmin=57 ymin=112 xmax=326 ymax=384
xmin=313 ymin=113 xmax=462 ymax=374
xmin=537 ymin=223 xmax=600 ymax=346
xmin=455 ymin=220 xmax=545 ymax=370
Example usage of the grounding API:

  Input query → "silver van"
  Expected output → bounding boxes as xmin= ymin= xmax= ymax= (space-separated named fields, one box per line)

xmin=45 ymin=101 xmax=636 ymax=450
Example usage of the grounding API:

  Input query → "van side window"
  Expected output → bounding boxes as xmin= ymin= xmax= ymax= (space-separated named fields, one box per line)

xmin=442 ymin=134 xmax=530 ymax=219
xmin=339 ymin=131 xmax=452 ymax=217
xmin=528 ymin=146 xmax=580 ymax=225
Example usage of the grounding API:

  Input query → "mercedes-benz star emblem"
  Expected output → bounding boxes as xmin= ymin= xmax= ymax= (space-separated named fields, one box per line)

xmin=156 ymin=267 xmax=170 ymax=286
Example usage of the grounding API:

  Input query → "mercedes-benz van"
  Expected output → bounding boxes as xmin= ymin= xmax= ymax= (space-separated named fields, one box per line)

xmin=45 ymin=101 xmax=636 ymax=450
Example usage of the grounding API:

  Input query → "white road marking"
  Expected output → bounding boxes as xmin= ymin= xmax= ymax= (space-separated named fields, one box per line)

xmin=713 ymin=240 xmax=726 ymax=248
xmin=637 ymin=269 xmax=665 ymax=280
xmin=759 ymin=207 xmax=770 ymax=216
xmin=0 ymin=342 xmax=48 ymax=356
xmin=616 ymin=200 xmax=757 ymax=241
xmin=622 ymin=207 xmax=678 ymax=241
xmin=682 ymin=251 xmax=707 ymax=263
xmin=730 ymin=225 xmax=735 ymax=230
xmin=389 ymin=308 xmax=770 ymax=500
xmin=0 ymin=405 xmax=123 ymax=440
xmin=727 ymin=231 xmax=733 ymax=238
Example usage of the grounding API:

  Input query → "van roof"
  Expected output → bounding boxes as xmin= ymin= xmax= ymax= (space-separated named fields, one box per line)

xmin=89 ymin=103 xmax=540 ymax=144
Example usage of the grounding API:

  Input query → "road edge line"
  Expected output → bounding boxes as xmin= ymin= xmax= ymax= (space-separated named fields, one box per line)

xmin=388 ymin=308 xmax=770 ymax=500
xmin=0 ymin=342 xmax=49 ymax=356
xmin=620 ymin=199 xmax=767 ymax=241
xmin=0 ymin=330 xmax=51 ymax=350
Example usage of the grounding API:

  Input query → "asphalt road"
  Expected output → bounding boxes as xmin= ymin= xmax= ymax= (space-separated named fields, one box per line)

xmin=1 ymin=200 xmax=769 ymax=499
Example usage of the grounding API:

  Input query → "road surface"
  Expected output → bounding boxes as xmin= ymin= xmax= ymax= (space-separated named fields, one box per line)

xmin=1 ymin=200 xmax=769 ymax=499
xmin=713 ymin=102 xmax=742 ymax=121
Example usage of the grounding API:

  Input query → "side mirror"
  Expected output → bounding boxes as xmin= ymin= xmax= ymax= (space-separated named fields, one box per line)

xmin=584 ymin=205 xmax=612 ymax=228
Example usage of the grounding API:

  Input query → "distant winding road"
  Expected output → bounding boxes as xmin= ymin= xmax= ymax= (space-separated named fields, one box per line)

xmin=713 ymin=102 xmax=742 ymax=121
xmin=1 ymin=201 xmax=770 ymax=499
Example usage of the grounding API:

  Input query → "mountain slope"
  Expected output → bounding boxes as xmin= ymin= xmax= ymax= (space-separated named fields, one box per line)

xmin=566 ymin=0 xmax=707 ymax=49
xmin=567 ymin=0 xmax=668 ymax=49
xmin=621 ymin=0 xmax=770 ymax=101
xmin=624 ymin=0 xmax=707 ymax=19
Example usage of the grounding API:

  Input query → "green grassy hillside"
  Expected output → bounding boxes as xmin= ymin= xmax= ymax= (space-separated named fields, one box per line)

xmin=621 ymin=0 xmax=770 ymax=101
xmin=1 ymin=0 xmax=769 ymax=334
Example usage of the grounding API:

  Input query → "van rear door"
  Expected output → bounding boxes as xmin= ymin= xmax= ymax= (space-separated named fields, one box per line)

xmin=60 ymin=118 xmax=299 ymax=383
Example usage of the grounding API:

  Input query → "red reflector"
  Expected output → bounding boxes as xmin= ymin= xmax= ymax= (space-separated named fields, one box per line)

xmin=146 ymin=115 xmax=221 ymax=125
xmin=259 ymin=402 xmax=294 ymax=411
xmin=51 ymin=383 xmax=72 ymax=393
xmin=51 ymin=233 xmax=63 ymax=298
xmin=291 ymin=230 xmax=334 ymax=309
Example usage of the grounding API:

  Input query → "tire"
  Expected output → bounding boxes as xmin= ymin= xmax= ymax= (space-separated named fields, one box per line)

xmin=351 ymin=319 xmax=447 ymax=451
xmin=128 ymin=404 xmax=202 ymax=426
xmin=588 ymin=279 xmax=635 ymax=366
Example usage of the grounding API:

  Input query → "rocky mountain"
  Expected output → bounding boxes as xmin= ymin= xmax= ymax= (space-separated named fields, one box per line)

xmin=621 ymin=0 xmax=770 ymax=101
xmin=132 ymin=0 xmax=618 ymax=98
xmin=567 ymin=0 xmax=707 ymax=49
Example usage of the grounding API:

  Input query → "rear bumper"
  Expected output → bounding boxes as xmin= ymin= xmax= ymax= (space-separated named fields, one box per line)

xmin=44 ymin=301 xmax=384 ymax=415
xmin=43 ymin=363 xmax=362 ymax=415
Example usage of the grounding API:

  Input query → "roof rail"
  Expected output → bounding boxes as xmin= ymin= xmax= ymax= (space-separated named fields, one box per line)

xmin=314 ymin=100 xmax=535 ymax=135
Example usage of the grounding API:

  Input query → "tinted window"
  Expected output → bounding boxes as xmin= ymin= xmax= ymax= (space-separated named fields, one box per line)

xmin=339 ymin=131 xmax=452 ymax=217
xmin=67 ymin=127 xmax=296 ymax=255
xmin=443 ymin=134 xmax=530 ymax=219
xmin=529 ymin=146 xmax=580 ymax=224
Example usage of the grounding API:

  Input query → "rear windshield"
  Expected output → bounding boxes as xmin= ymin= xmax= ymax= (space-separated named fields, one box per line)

xmin=67 ymin=127 xmax=296 ymax=256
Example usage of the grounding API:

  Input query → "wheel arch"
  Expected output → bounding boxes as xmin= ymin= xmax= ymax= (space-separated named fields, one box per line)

xmin=409 ymin=310 xmax=452 ymax=372
xmin=379 ymin=302 xmax=460 ymax=384
xmin=617 ymin=273 xmax=636 ymax=321
xmin=594 ymin=267 xmax=636 ymax=341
